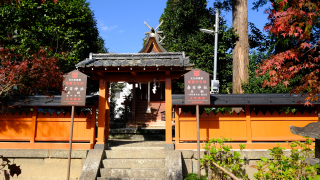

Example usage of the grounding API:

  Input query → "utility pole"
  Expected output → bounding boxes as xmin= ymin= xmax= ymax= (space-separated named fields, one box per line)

xmin=199 ymin=8 xmax=220 ymax=94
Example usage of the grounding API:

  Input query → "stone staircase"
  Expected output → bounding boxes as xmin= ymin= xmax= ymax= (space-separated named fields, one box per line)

xmin=97 ymin=140 xmax=166 ymax=180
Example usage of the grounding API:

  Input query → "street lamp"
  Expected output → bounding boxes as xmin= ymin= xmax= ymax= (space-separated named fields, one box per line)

xmin=200 ymin=9 xmax=219 ymax=94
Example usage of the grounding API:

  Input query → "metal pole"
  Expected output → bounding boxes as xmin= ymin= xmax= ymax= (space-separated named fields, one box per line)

xmin=213 ymin=8 xmax=219 ymax=80
xmin=196 ymin=105 xmax=200 ymax=179
xmin=67 ymin=106 xmax=75 ymax=180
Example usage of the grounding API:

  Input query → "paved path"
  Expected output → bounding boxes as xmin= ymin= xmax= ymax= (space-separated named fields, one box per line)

xmin=108 ymin=139 xmax=165 ymax=150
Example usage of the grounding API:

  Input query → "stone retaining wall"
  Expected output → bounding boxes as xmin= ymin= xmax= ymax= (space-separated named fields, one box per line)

xmin=0 ymin=149 xmax=88 ymax=180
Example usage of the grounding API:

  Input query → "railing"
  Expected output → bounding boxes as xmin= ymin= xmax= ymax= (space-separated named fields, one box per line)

xmin=0 ymin=106 xmax=96 ymax=149
xmin=174 ymin=106 xmax=318 ymax=149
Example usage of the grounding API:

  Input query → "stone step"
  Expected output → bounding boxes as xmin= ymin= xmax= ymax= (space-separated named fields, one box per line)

xmin=136 ymin=114 xmax=158 ymax=117
xmin=102 ymin=159 xmax=165 ymax=169
xmin=105 ymin=150 xmax=166 ymax=159
xmin=136 ymin=116 xmax=160 ymax=119
xmin=108 ymin=146 xmax=164 ymax=150
xmin=100 ymin=168 xmax=165 ymax=178
xmin=98 ymin=177 xmax=164 ymax=180
xmin=136 ymin=110 xmax=160 ymax=113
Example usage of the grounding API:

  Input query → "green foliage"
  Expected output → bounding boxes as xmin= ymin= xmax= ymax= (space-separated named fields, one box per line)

xmin=184 ymin=173 xmax=207 ymax=180
xmin=200 ymin=137 xmax=248 ymax=179
xmin=0 ymin=0 xmax=108 ymax=94
xmin=160 ymin=0 xmax=236 ymax=94
xmin=252 ymin=138 xmax=319 ymax=180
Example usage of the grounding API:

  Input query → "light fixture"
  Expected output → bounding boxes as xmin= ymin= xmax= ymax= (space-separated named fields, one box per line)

xmin=199 ymin=28 xmax=214 ymax=34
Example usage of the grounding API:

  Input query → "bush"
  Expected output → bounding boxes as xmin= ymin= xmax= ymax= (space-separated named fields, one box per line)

xmin=200 ymin=137 xmax=248 ymax=179
xmin=252 ymin=138 xmax=320 ymax=180
xmin=184 ymin=173 xmax=207 ymax=180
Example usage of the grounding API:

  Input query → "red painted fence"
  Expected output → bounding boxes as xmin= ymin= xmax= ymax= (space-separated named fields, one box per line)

xmin=174 ymin=105 xmax=317 ymax=149
xmin=0 ymin=107 xmax=96 ymax=149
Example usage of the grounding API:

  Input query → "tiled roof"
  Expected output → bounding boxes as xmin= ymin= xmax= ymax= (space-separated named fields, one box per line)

xmin=75 ymin=52 xmax=193 ymax=68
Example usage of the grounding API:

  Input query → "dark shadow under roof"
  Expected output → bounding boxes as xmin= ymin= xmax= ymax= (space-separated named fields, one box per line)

xmin=2 ymin=94 xmax=318 ymax=107
xmin=173 ymin=93 xmax=320 ymax=106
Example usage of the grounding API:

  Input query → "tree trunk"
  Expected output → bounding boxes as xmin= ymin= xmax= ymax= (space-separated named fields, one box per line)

xmin=232 ymin=0 xmax=249 ymax=94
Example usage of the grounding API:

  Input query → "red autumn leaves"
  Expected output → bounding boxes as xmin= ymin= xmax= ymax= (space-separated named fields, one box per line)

xmin=257 ymin=0 xmax=320 ymax=105
xmin=0 ymin=47 xmax=63 ymax=97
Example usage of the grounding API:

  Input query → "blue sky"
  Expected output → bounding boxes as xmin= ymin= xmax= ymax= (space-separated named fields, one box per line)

xmin=88 ymin=0 xmax=271 ymax=53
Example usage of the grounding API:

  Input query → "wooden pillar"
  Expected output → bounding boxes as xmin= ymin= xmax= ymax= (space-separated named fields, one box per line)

xmin=30 ymin=106 xmax=38 ymax=143
xmin=97 ymin=79 xmax=107 ymax=144
xmin=165 ymin=77 xmax=173 ymax=144
xmin=146 ymin=82 xmax=151 ymax=113
xmin=90 ymin=106 xmax=96 ymax=147
xmin=132 ymin=83 xmax=136 ymax=124
xmin=124 ymin=103 xmax=128 ymax=123
xmin=316 ymin=105 xmax=320 ymax=121
xmin=245 ymin=105 xmax=252 ymax=143
xmin=316 ymin=105 xmax=320 ymax=158
xmin=105 ymin=82 xmax=110 ymax=142
xmin=174 ymin=105 xmax=179 ymax=144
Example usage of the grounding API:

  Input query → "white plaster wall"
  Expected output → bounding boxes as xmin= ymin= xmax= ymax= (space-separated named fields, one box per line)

xmin=114 ymin=82 xmax=132 ymax=118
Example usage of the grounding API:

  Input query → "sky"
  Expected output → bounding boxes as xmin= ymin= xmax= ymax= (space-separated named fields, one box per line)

xmin=88 ymin=0 xmax=271 ymax=54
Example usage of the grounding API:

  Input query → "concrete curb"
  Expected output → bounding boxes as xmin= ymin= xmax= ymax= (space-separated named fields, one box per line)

xmin=79 ymin=149 xmax=104 ymax=180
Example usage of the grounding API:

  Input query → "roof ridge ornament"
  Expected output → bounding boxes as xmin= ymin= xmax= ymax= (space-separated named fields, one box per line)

xmin=143 ymin=21 xmax=166 ymax=45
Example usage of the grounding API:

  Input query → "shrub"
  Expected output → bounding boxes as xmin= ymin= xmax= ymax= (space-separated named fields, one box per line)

xmin=200 ymin=137 xmax=248 ymax=179
xmin=252 ymin=138 xmax=320 ymax=180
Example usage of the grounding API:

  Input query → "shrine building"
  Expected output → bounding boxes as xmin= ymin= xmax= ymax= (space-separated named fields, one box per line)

xmin=75 ymin=21 xmax=193 ymax=148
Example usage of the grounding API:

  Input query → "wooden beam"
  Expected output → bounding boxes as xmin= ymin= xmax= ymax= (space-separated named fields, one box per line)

xmin=131 ymin=71 xmax=137 ymax=76
xmin=105 ymin=82 xmax=110 ymax=142
xmin=245 ymin=105 xmax=252 ymax=143
xmin=90 ymin=107 xmax=96 ymax=145
xmin=30 ymin=106 xmax=38 ymax=143
xmin=92 ymin=74 xmax=183 ymax=82
xmin=97 ymin=79 xmax=106 ymax=144
xmin=132 ymin=83 xmax=136 ymax=124
xmin=97 ymin=72 xmax=104 ymax=76
xmin=165 ymin=77 xmax=173 ymax=144
xmin=174 ymin=105 xmax=179 ymax=144
xmin=82 ymin=67 xmax=186 ymax=73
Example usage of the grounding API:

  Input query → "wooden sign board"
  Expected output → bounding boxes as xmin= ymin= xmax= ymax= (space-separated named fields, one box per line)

xmin=61 ymin=70 xmax=87 ymax=106
xmin=184 ymin=69 xmax=210 ymax=105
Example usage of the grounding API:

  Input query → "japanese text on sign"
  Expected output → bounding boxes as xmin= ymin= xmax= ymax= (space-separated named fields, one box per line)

xmin=184 ymin=69 xmax=210 ymax=105
xmin=61 ymin=70 xmax=87 ymax=106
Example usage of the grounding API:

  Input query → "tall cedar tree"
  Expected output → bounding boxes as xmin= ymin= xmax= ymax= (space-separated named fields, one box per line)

xmin=0 ymin=0 xmax=108 ymax=95
xmin=256 ymin=0 xmax=320 ymax=105
xmin=160 ymin=0 xmax=236 ymax=94
xmin=213 ymin=0 xmax=249 ymax=94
